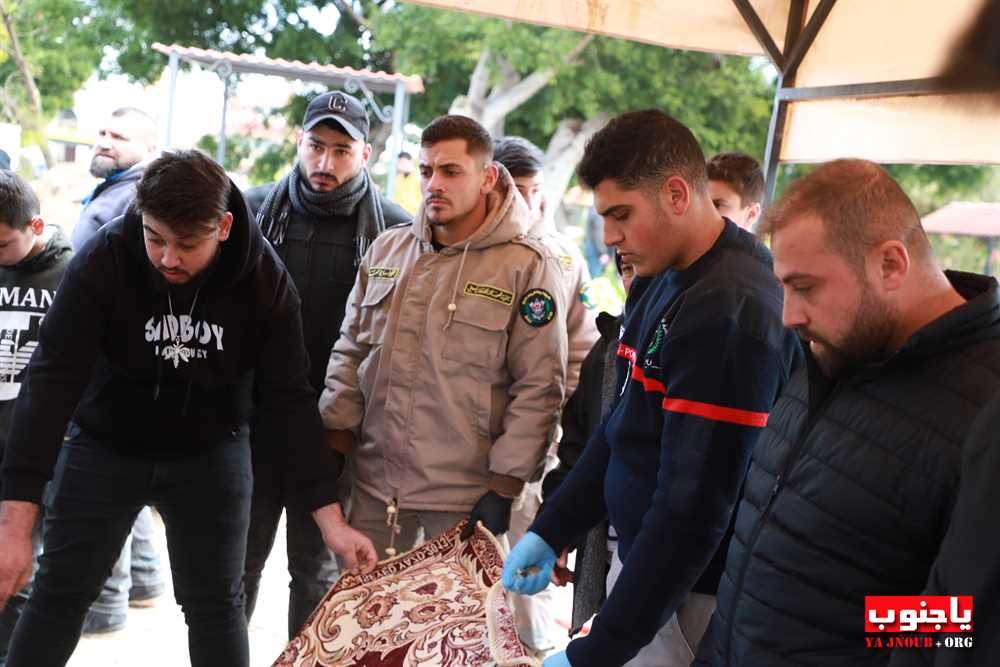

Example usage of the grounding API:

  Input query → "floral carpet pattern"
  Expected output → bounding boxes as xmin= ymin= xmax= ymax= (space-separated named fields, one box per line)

xmin=273 ymin=521 xmax=540 ymax=667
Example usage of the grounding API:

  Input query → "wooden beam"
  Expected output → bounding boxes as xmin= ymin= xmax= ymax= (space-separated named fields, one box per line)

xmin=777 ymin=77 xmax=947 ymax=101
xmin=731 ymin=0 xmax=785 ymax=70
xmin=783 ymin=0 xmax=837 ymax=78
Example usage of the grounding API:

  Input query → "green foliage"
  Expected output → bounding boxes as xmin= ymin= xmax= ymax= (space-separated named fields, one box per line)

xmin=929 ymin=234 xmax=995 ymax=276
xmin=0 ymin=0 xmax=114 ymax=122
xmin=88 ymin=0 xmax=999 ymax=239
xmin=775 ymin=163 xmax=1000 ymax=276
xmin=373 ymin=5 xmax=775 ymax=159
xmin=249 ymin=140 xmax=296 ymax=185
xmin=195 ymin=132 xmax=255 ymax=172
xmin=94 ymin=0 xmax=379 ymax=84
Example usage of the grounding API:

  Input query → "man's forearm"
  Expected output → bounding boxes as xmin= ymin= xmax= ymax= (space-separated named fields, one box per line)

xmin=0 ymin=500 xmax=39 ymax=536
xmin=312 ymin=501 xmax=347 ymax=528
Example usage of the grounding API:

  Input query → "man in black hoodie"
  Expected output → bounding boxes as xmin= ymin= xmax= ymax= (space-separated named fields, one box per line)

xmin=0 ymin=150 xmax=376 ymax=667
xmin=0 ymin=171 xmax=73 ymax=666
xmin=243 ymin=90 xmax=409 ymax=637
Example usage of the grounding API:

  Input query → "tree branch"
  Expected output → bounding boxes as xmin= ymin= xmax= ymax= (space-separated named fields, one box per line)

xmin=466 ymin=47 xmax=493 ymax=103
xmin=480 ymin=33 xmax=595 ymax=126
xmin=0 ymin=1 xmax=52 ymax=166
xmin=332 ymin=0 xmax=373 ymax=33
xmin=448 ymin=47 xmax=492 ymax=117
xmin=0 ymin=2 xmax=41 ymax=118
xmin=480 ymin=66 xmax=556 ymax=129
xmin=564 ymin=33 xmax=595 ymax=65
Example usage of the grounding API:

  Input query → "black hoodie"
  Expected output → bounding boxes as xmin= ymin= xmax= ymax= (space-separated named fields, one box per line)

xmin=0 ymin=187 xmax=342 ymax=511
xmin=0 ymin=226 xmax=73 ymax=455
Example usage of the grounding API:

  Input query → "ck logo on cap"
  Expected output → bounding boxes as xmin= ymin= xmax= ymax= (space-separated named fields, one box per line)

xmin=329 ymin=94 xmax=348 ymax=112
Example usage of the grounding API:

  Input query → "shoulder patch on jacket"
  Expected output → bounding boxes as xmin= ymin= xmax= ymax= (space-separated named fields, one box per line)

xmin=510 ymin=234 xmax=551 ymax=262
xmin=520 ymin=288 xmax=556 ymax=327
xmin=369 ymin=266 xmax=400 ymax=280
xmin=464 ymin=282 xmax=514 ymax=307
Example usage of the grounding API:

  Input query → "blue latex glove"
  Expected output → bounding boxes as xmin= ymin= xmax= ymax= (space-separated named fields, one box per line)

xmin=502 ymin=531 xmax=556 ymax=595
xmin=543 ymin=650 xmax=572 ymax=667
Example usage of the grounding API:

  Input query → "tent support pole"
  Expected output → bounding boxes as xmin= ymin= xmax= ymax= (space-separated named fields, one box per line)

xmin=762 ymin=0 xmax=838 ymax=207
xmin=164 ymin=50 xmax=179 ymax=150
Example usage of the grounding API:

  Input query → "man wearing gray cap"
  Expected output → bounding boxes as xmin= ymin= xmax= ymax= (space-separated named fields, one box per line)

xmin=243 ymin=91 xmax=409 ymax=637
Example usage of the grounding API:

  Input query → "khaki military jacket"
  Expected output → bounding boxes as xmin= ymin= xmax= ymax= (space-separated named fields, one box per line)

xmin=528 ymin=220 xmax=599 ymax=395
xmin=319 ymin=169 xmax=568 ymax=512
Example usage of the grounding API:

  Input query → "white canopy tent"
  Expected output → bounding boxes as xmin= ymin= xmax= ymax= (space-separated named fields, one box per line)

xmin=402 ymin=0 xmax=998 ymax=199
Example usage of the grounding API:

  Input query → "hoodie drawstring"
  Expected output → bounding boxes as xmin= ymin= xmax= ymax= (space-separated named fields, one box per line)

xmin=155 ymin=287 xmax=202 ymax=415
xmin=442 ymin=241 xmax=472 ymax=331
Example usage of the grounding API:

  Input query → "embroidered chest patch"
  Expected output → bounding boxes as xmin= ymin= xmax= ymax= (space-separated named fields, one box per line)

xmin=464 ymin=282 xmax=515 ymax=307
xmin=558 ymin=254 xmax=573 ymax=270
xmin=369 ymin=266 xmax=400 ymax=280
xmin=519 ymin=288 xmax=556 ymax=327
xmin=643 ymin=318 xmax=670 ymax=370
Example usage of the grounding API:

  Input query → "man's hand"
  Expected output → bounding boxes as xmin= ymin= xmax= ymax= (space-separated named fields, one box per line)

xmin=0 ymin=501 xmax=39 ymax=612
xmin=461 ymin=490 xmax=512 ymax=540
xmin=502 ymin=531 xmax=556 ymax=595
xmin=551 ymin=547 xmax=573 ymax=586
xmin=311 ymin=502 xmax=377 ymax=575
xmin=325 ymin=430 xmax=356 ymax=456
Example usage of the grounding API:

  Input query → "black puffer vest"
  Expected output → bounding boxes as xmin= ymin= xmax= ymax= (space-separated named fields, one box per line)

xmin=701 ymin=272 xmax=1000 ymax=666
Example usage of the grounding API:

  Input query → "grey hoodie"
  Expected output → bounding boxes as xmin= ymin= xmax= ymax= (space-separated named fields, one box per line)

xmin=71 ymin=162 xmax=145 ymax=250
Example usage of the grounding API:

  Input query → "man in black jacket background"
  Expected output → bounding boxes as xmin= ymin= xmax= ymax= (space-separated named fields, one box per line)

xmin=697 ymin=159 xmax=1000 ymax=666
xmin=243 ymin=90 xmax=409 ymax=637
xmin=0 ymin=150 xmax=376 ymax=667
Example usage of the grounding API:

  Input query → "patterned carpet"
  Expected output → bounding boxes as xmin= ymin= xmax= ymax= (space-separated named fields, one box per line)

xmin=273 ymin=521 xmax=540 ymax=667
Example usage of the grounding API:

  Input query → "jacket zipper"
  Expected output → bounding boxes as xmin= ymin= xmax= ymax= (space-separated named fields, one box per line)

xmin=723 ymin=391 xmax=834 ymax=664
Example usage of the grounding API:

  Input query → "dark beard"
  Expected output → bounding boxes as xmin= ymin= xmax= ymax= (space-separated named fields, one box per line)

xmin=89 ymin=155 xmax=120 ymax=178
xmin=803 ymin=287 xmax=897 ymax=378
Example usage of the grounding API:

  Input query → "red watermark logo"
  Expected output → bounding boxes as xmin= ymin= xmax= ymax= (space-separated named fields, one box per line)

xmin=865 ymin=596 xmax=973 ymax=633
xmin=865 ymin=596 xmax=974 ymax=650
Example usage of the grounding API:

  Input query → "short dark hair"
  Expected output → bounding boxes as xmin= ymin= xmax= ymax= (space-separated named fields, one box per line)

xmin=761 ymin=159 xmax=931 ymax=272
xmin=398 ymin=151 xmax=412 ymax=160
xmin=493 ymin=136 xmax=544 ymax=178
xmin=134 ymin=150 xmax=231 ymax=235
xmin=577 ymin=109 xmax=707 ymax=193
xmin=707 ymin=152 xmax=764 ymax=206
xmin=0 ymin=171 xmax=39 ymax=230
xmin=421 ymin=115 xmax=493 ymax=161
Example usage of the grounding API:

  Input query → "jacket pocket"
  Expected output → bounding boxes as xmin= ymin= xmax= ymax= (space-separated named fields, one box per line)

xmin=356 ymin=279 xmax=395 ymax=346
xmin=441 ymin=303 xmax=510 ymax=373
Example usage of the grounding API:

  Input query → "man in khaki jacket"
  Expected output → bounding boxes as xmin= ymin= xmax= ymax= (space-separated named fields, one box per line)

xmin=320 ymin=115 xmax=568 ymax=558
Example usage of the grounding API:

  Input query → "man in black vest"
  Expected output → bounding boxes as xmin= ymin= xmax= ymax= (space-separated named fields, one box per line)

xmin=243 ymin=90 xmax=409 ymax=637
xmin=697 ymin=159 xmax=1000 ymax=666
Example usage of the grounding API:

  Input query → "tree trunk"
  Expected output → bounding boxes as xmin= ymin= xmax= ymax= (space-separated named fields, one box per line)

xmin=367 ymin=119 xmax=394 ymax=176
xmin=0 ymin=1 xmax=53 ymax=167
xmin=448 ymin=34 xmax=594 ymax=137
xmin=541 ymin=114 xmax=610 ymax=232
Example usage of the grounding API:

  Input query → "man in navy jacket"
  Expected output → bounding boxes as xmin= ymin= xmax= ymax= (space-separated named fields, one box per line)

xmin=0 ymin=150 xmax=376 ymax=667
xmin=504 ymin=110 xmax=801 ymax=667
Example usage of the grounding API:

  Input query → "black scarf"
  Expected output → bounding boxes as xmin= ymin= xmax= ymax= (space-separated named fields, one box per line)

xmin=256 ymin=164 xmax=385 ymax=264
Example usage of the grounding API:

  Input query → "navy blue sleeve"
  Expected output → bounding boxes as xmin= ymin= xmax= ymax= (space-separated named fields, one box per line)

xmin=1 ymin=252 xmax=112 ymax=503
xmin=567 ymin=317 xmax=786 ymax=667
xmin=532 ymin=422 xmax=611 ymax=553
